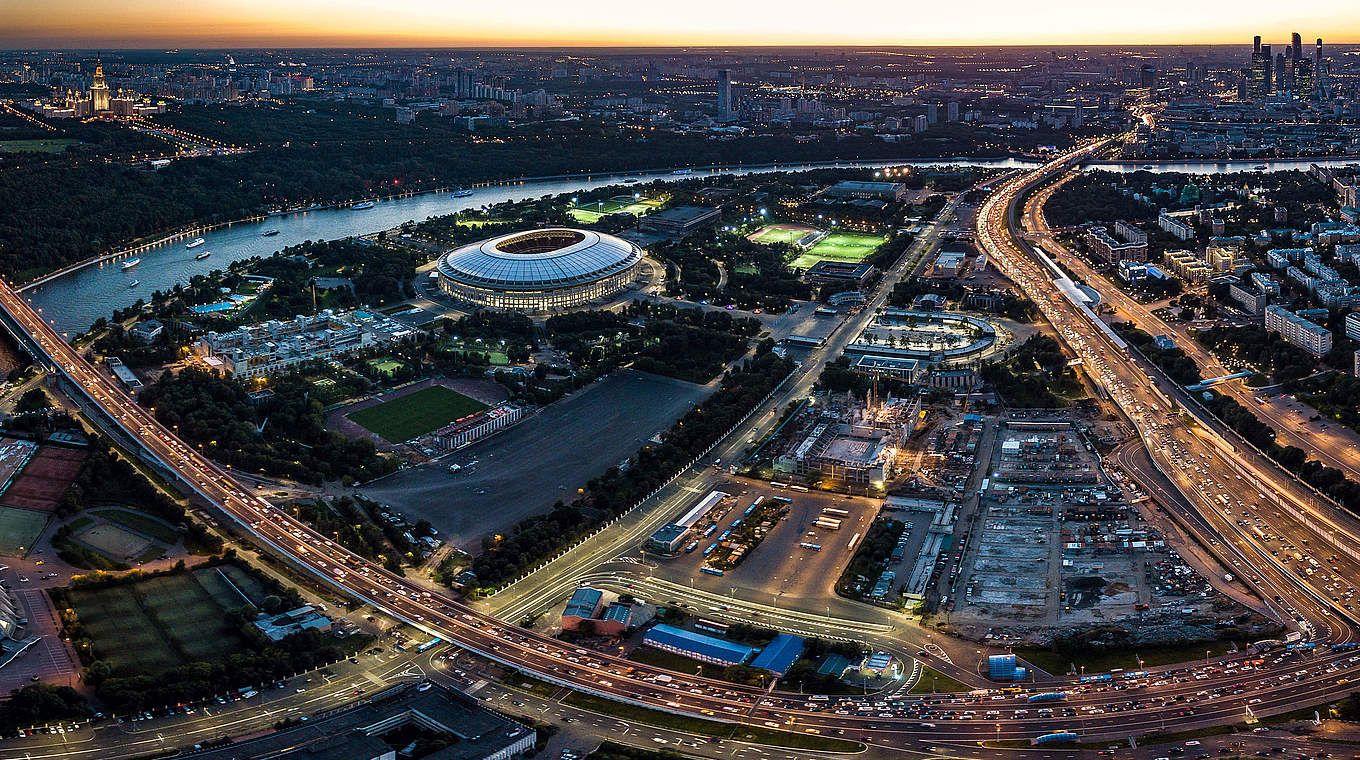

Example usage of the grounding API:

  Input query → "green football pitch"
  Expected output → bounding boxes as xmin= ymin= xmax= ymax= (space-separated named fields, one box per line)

xmin=790 ymin=232 xmax=886 ymax=269
xmin=347 ymin=386 xmax=489 ymax=443
xmin=748 ymin=224 xmax=821 ymax=246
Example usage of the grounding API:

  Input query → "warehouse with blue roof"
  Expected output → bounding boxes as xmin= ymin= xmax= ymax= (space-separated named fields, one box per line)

xmin=750 ymin=634 xmax=805 ymax=676
xmin=641 ymin=624 xmax=755 ymax=666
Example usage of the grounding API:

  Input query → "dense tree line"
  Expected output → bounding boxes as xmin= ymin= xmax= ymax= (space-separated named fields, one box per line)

xmin=468 ymin=348 xmax=794 ymax=587
xmin=836 ymin=517 xmax=905 ymax=600
xmin=1114 ymin=326 xmax=1202 ymax=386
xmin=0 ymin=683 xmax=88 ymax=730
xmin=547 ymin=303 xmax=758 ymax=384
xmin=1195 ymin=325 xmax=1318 ymax=383
xmin=0 ymin=117 xmax=1012 ymax=281
xmin=139 ymin=368 xmax=397 ymax=485
xmin=1043 ymin=174 xmax=1156 ymax=227
xmin=981 ymin=335 xmax=1081 ymax=408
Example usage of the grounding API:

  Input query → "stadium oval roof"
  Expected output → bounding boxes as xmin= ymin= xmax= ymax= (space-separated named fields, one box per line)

xmin=436 ymin=228 xmax=642 ymax=292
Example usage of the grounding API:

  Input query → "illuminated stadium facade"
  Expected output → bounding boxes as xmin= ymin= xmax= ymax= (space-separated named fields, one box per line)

xmin=435 ymin=228 xmax=643 ymax=311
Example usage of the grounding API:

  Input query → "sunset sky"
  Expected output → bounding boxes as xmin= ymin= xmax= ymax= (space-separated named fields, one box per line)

xmin=1 ymin=0 xmax=1356 ymax=48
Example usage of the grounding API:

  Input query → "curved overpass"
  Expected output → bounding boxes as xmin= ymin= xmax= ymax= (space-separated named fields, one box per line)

xmin=2 ymin=147 xmax=1360 ymax=750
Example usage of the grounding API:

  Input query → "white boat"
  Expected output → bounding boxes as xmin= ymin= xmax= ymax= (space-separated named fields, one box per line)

xmin=1253 ymin=164 xmax=1268 ymax=170
xmin=671 ymin=169 xmax=693 ymax=175
xmin=451 ymin=189 xmax=474 ymax=198
xmin=351 ymin=200 xmax=376 ymax=210
xmin=185 ymin=237 xmax=206 ymax=249
xmin=1140 ymin=164 xmax=1154 ymax=170
xmin=120 ymin=258 xmax=141 ymax=271
xmin=261 ymin=229 xmax=280 ymax=237
xmin=128 ymin=279 xmax=140 ymax=288
xmin=622 ymin=178 xmax=639 ymax=184
xmin=195 ymin=251 xmax=211 ymax=260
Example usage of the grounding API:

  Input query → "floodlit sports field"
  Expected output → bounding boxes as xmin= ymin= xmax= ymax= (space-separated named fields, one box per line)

xmin=790 ymin=231 xmax=887 ymax=269
xmin=569 ymin=195 xmax=664 ymax=223
xmin=347 ymin=385 xmax=489 ymax=443
xmin=747 ymin=223 xmax=821 ymax=246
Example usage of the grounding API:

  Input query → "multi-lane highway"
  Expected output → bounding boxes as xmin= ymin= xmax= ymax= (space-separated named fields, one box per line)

xmin=4 ymin=143 xmax=1360 ymax=753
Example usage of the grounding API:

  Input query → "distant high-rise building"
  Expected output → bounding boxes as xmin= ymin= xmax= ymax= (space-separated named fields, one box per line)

xmin=926 ymin=102 xmax=938 ymax=124
xmin=1295 ymin=57 xmax=1314 ymax=101
xmin=946 ymin=101 xmax=959 ymax=122
xmin=1275 ymin=52 xmax=1287 ymax=92
xmin=1315 ymin=38 xmax=1325 ymax=99
xmin=716 ymin=69 xmax=734 ymax=121
xmin=1292 ymin=32 xmax=1303 ymax=62
xmin=1248 ymin=39 xmax=1272 ymax=99
xmin=89 ymin=62 xmax=110 ymax=112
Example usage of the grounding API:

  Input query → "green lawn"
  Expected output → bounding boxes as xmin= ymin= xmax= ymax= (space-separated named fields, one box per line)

xmin=910 ymin=665 xmax=971 ymax=693
xmin=791 ymin=232 xmax=885 ymax=269
xmin=1016 ymin=639 xmax=1239 ymax=676
xmin=627 ymin=647 xmax=732 ymax=681
xmin=366 ymin=357 xmax=406 ymax=376
xmin=346 ymin=385 xmax=489 ymax=442
xmin=68 ymin=570 xmax=250 ymax=673
xmin=0 ymin=506 xmax=48 ymax=556
xmin=0 ymin=138 xmax=79 ymax=154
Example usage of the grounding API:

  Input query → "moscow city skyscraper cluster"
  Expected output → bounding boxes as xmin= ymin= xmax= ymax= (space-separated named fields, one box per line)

xmin=1247 ymin=32 xmax=1328 ymax=101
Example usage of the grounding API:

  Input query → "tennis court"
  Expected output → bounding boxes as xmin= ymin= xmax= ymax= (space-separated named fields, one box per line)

xmin=0 ymin=505 xmax=47 ymax=556
xmin=790 ymin=231 xmax=886 ymax=269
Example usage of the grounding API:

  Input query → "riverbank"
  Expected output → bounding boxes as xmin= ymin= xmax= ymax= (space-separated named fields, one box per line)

xmin=14 ymin=154 xmax=1034 ymax=295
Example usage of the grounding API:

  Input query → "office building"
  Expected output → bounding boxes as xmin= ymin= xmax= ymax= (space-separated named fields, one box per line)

xmin=1248 ymin=38 xmax=1272 ymax=99
xmin=189 ymin=681 xmax=534 ymax=760
xmin=717 ymin=69 xmax=734 ymax=120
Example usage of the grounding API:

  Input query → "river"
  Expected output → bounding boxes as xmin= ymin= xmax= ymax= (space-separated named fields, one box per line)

xmin=23 ymin=155 xmax=1360 ymax=335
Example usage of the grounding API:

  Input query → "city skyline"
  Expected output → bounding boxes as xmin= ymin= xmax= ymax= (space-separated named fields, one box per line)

xmin=3 ymin=0 xmax=1360 ymax=48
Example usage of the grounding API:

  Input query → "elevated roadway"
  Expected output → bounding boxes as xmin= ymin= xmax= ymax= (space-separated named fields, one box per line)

xmin=2 ymin=148 xmax=1360 ymax=751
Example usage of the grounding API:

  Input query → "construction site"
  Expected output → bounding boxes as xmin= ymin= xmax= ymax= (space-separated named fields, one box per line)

xmin=765 ymin=386 xmax=920 ymax=491
xmin=943 ymin=417 xmax=1235 ymax=642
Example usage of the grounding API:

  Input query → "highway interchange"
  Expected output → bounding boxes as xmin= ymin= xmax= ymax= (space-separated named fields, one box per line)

xmin=4 ymin=141 xmax=1360 ymax=756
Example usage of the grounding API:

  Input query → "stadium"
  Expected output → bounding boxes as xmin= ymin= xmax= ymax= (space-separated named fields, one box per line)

xmin=435 ymin=228 xmax=643 ymax=311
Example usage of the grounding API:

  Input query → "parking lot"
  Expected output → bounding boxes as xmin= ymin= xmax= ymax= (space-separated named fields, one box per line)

xmin=652 ymin=478 xmax=883 ymax=605
xmin=361 ymin=370 xmax=711 ymax=549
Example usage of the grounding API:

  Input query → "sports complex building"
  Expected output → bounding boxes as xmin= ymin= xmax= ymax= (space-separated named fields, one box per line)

xmin=435 ymin=228 xmax=643 ymax=311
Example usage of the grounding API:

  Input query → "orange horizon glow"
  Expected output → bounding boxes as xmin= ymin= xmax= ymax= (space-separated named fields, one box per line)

xmin=2 ymin=0 xmax=1359 ymax=49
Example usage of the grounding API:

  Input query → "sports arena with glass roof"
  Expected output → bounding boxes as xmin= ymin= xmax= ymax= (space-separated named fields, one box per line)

xmin=434 ymin=228 xmax=643 ymax=311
